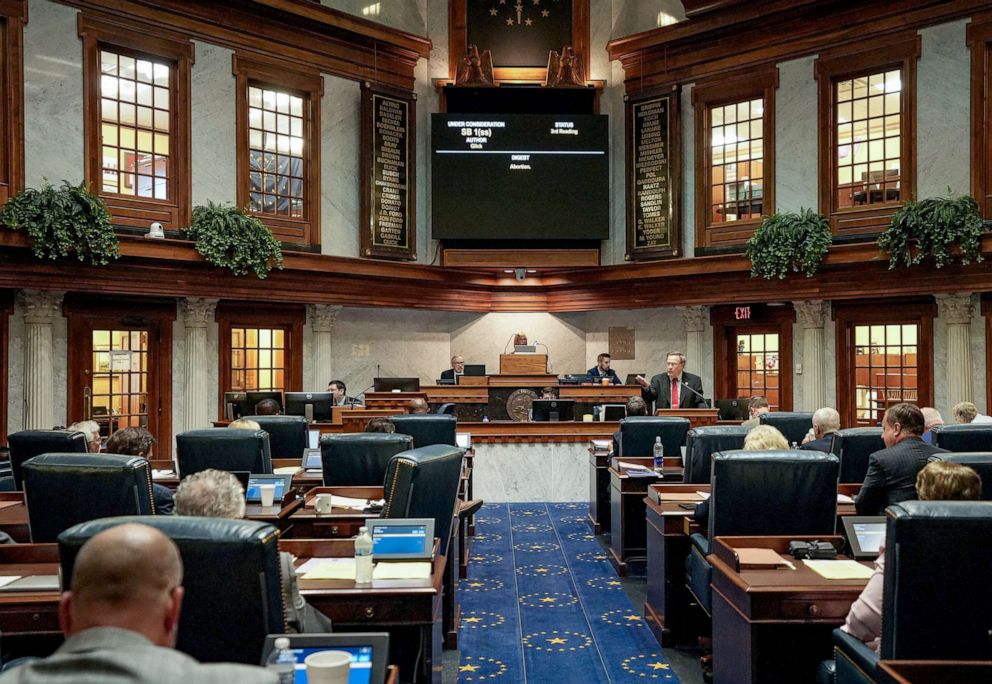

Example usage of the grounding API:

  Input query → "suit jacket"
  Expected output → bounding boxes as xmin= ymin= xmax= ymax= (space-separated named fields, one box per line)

xmin=586 ymin=367 xmax=621 ymax=384
xmin=642 ymin=371 xmax=707 ymax=410
xmin=800 ymin=435 xmax=836 ymax=453
xmin=439 ymin=369 xmax=458 ymax=381
xmin=0 ymin=627 xmax=277 ymax=684
xmin=152 ymin=483 xmax=175 ymax=515
xmin=854 ymin=437 xmax=947 ymax=515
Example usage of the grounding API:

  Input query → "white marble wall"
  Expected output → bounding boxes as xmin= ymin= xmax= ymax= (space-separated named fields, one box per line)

xmin=170 ymin=307 xmax=219 ymax=436
xmin=472 ymin=442 xmax=589 ymax=502
xmin=191 ymin=42 xmax=237 ymax=207
xmin=776 ymin=55 xmax=819 ymax=212
xmin=321 ymin=74 xmax=362 ymax=256
xmin=792 ymin=316 xmax=837 ymax=413
xmin=5 ymin=296 xmax=68 ymax=432
xmin=450 ymin=312 xmax=587 ymax=376
xmin=933 ymin=294 xmax=988 ymax=417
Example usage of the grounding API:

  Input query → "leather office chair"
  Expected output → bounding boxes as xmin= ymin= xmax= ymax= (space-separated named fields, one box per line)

xmin=686 ymin=450 xmax=839 ymax=615
xmin=759 ymin=411 xmax=814 ymax=446
xmin=683 ymin=426 xmax=749 ymax=484
xmin=320 ymin=433 xmax=413 ymax=486
xmin=7 ymin=430 xmax=88 ymax=489
xmin=58 ymin=516 xmax=284 ymax=665
xmin=242 ymin=414 xmax=307 ymax=459
xmin=435 ymin=403 xmax=456 ymax=415
xmin=618 ymin=416 xmax=691 ymax=458
xmin=22 ymin=453 xmax=156 ymax=543
xmin=928 ymin=452 xmax=992 ymax=500
xmin=832 ymin=501 xmax=992 ymax=684
xmin=175 ymin=428 xmax=272 ymax=477
xmin=830 ymin=427 xmax=885 ymax=483
xmin=382 ymin=444 xmax=464 ymax=557
xmin=930 ymin=423 xmax=992 ymax=451
xmin=390 ymin=414 xmax=457 ymax=448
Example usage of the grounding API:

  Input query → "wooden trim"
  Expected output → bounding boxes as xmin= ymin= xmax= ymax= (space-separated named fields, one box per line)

xmin=968 ymin=13 xmax=992 ymax=218
xmin=442 ymin=249 xmax=600 ymax=269
xmin=815 ymin=33 xmax=920 ymax=238
xmin=693 ymin=65 xmax=777 ymax=249
xmin=232 ymin=52 xmax=323 ymax=246
xmin=77 ymin=11 xmax=193 ymax=230
xmin=0 ymin=289 xmax=12 ymax=446
xmin=984 ymin=294 xmax=992 ymax=410
xmin=448 ymin=0 xmax=590 ymax=83
xmin=215 ymin=301 xmax=305 ymax=419
xmin=0 ymin=1 xmax=26 ymax=205
xmin=832 ymin=297 xmax=935 ymax=427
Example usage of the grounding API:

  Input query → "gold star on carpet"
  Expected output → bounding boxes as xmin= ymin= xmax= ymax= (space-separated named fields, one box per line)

xmin=625 ymin=615 xmax=641 ymax=621
xmin=547 ymin=637 xmax=567 ymax=644
xmin=608 ymin=580 xmax=622 ymax=586
xmin=468 ymin=582 xmax=483 ymax=588
xmin=490 ymin=7 xmax=498 ymax=15
xmin=464 ymin=617 xmax=482 ymax=623
xmin=541 ymin=9 xmax=550 ymax=16
xmin=539 ymin=597 xmax=557 ymax=603
xmin=460 ymin=664 xmax=481 ymax=672
xmin=535 ymin=567 xmax=549 ymax=573
xmin=648 ymin=662 xmax=670 ymax=670
xmin=524 ymin=17 xmax=533 ymax=25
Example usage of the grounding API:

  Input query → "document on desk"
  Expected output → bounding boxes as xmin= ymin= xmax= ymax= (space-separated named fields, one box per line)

xmin=803 ymin=560 xmax=874 ymax=580
xmin=659 ymin=492 xmax=706 ymax=502
xmin=151 ymin=469 xmax=175 ymax=480
xmin=372 ymin=562 xmax=432 ymax=580
xmin=616 ymin=461 xmax=656 ymax=476
xmin=325 ymin=495 xmax=374 ymax=510
xmin=837 ymin=493 xmax=855 ymax=504
xmin=0 ymin=576 xmax=22 ymax=589
xmin=299 ymin=558 xmax=356 ymax=580
xmin=591 ymin=439 xmax=612 ymax=452
xmin=274 ymin=466 xmax=302 ymax=476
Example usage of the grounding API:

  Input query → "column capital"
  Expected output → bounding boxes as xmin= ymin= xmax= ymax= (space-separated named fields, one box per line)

xmin=309 ymin=304 xmax=342 ymax=333
xmin=181 ymin=298 xmax=218 ymax=329
xmin=795 ymin=300 xmax=828 ymax=329
xmin=19 ymin=290 xmax=64 ymax=325
xmin=677 ymin=305 xmax=709 ymax=333
xmin=936 ymin=292 xmax=973 ymax=325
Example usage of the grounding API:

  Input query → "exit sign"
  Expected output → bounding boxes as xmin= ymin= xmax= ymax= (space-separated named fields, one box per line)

xmin=734 ymin=306 xmax=751 ymax=320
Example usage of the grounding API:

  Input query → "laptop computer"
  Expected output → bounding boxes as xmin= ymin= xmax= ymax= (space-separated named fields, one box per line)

xmin=244 ymin=474 xmax=292 ymax=503
xmin=261 ymin=633 xmax=389 ymax=684
xmin=367 ymin=518 xmax=434 ymax=562
xmin=302 ymin=429 xmax=321 ymax=470
xmin=842 ymin=516 xmax=886 ymax=560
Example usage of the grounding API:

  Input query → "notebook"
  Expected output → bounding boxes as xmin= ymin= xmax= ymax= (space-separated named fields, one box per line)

xmin=842 ymin=516 xmax=886 ymax=560
xmin=368 ymin=518 xmax=434 ymax=561
xmin=261 ymin=633 xmax=389 ymax=684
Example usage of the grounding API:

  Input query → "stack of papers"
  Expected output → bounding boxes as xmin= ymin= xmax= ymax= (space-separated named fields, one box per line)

xmin=299 ymin=558 xmax=355 ymax=580
xmin=735 ymin=548 xmax=795 ymax=570
xmin=590 ymin=439 xmax=612 ymax=453
xmin=274 ymin=466 xmax=302 ymax=476
xmin=616 ymin=461 xmax=656 ymax=477
xmin=803 ymin=559 xmax=874 ymax=580
xmin=837 ymin=493 xmax=855 ymax=504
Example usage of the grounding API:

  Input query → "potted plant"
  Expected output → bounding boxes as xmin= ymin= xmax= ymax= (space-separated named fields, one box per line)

xmin=0 ymin=180 xmax=119 ymax=265
xmin=745 ymin=208 xmax=832 ymax=279
xmin=878 ymin=194 xmax=984 ymax=269
xmin=184 ymin=202 xmax=284 ymax=279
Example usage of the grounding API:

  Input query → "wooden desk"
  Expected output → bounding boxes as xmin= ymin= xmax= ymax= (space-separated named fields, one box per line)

xmin=656 ymin=408 xmax=720 ymax=427
xmin=0 ymin=493 xmax=29 ymax=542
xmin=285 ymin=486 xmax=383 ymax=539
xmin=0 ymin=544 xmax=61 ymax=640
xmin=608 ymin=456 xmax=683 ymax=576
xmin=587 ymin=445 xmax=611 ymax=534
xmin=877 ymin=661 xmax=992 ymax=684
xmin=282 ymin=538 xmax=444 ymax=684
xmin=709 ymin=536 xmax=868 ymax=683
xmin=559 ymin=385 xmax=641 ymax=404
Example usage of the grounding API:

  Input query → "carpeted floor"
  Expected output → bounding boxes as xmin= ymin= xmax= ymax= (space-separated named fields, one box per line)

xmin=457 ymin=503 xmax=679 ymax=683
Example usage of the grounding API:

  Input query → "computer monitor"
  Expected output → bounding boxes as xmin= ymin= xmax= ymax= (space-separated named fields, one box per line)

xmin=462 ymin=364 xmax=486 ymax=376
xmin=261 ymin=633 xmax=389 ymax=684
xmin=373 ymin=377 xmax=421 ymax=392
xmin=223 ymin=391 xmax=250 ymax=420
xmin=532 ymin=399 xmax=575 ymax=422
xmin=714 ymin=398 xmax=749 ymax=421
xmin=244 ymin=474 xmax=292 ymax=503
xmin=601 ymin=404 xmax=626 ymax=421
xmin=284 ymin=391 xmax=334 ymax=422
xmin=624 ymin=373 xmax=645 ymax=386
xmin=368 ymin=518 xmax=434 ymax=561
xmin=842 ymin=516 xmax=886 ymax=560
xmin=245 ymin=390 xmax=283 ymax=414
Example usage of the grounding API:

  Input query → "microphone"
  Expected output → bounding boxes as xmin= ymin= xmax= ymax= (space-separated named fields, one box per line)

xmin=680 ymin=380 xmax=710 ymax=408
xmin=533 ymin=340 xmax=550 ymax=373
xmin=503 ymin=333 xmax=516 ymax=355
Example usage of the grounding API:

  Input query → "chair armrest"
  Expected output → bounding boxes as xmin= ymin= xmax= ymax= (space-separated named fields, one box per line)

xmin=832 ymin=628 xmax=877 ymax=684
xmin=689 ymin=532 xmax=709 ymax=556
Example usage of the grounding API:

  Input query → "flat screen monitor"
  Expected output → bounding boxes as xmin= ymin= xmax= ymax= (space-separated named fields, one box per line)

xmin=368 ymin=518 xmax=434 ymax=561
xmin=624 ymin=374 xmax=645 ymax=386
xmin=842 ymin=516 xmax=886 ymax=560
xmin=373 ymin=377 xmax=421 ymax=393
xmin=715 ymin=398 xmax=749 ymax=421
xmin=223 ymin=392 xmax=250 ymax=420
xmin=261 ymin=633 xmax=389 ymax=684
xmin=601 ymin=404 xmax=626 ymax=421
xmin=245 ymin=390 xmax=283 ymax=415
xmin=462 ymin=364 xmax=486 ymax=376
xmin=284 ymin=392 xmax=334 ymax=422
xmin=245 ymin=474 xmax=292 ymax=503
xmin=532 ymin=399 xmax=575 ymax=422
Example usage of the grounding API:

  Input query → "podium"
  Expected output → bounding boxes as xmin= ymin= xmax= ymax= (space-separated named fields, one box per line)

xmin=498 ymin=353 xmax=547 ymax=375
xmin=655 ymin=408 xmax=719 ymax=428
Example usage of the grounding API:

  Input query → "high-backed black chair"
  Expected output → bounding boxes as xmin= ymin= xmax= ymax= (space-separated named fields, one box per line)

xmin=242 ymin=414 xmax=307 ymax=459
xmin=618 ymin=416 xmax=690 ymax=458
xmin=759 ymin=411 xmax=814 ymax=446
xmin=390 ymin=414 xmax=457 ymax=448
xmin=175 ymin=428 xmax=272 ymax=477
xmin=58 ymin=516 xmax=284 ymax=665
xmin=435 ymin=403 xmax=456 ymax=415
xmin=683 ymin=426 xmax=749 ymax=484
xmin=686 ymin=450 xmax=839 ymax=615
xmin=7 ymin=430 xmax=88 ymax=489
xmin=830 ymin=427 xmax=885 ymax=483
xmin=930 ymin=423 xmax=992 ymax=452
xmin=320 ymin=433 xmax=413 ymax=486
xmin=382 ymin=444 xmax=464 ymax=557
xmin=832 ymin=501 xmax=992 ymax=684
xmin=22 ymin=453 xmax=155 ymax=543
xmin=928 ymin=452 xmax=992 ymax=500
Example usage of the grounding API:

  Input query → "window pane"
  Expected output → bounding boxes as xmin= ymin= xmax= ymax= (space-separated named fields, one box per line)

xmin=245 ymin=83 xmax=308 ymax=220
xmin=735 ymin=332 xmax=781 ymax=411
xmin=851 ymin=323 xmax=919 ymax=426
xmin=229 ymin=327 xmax=288 ymax=392
xmin=708 ymin=97 xmax=765 ymax=225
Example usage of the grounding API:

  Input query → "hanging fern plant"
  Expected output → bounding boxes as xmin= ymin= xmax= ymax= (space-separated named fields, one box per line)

xmin=878 ymin=194 xmax=984 ymax=269
xmin=184 ymin=202 xmax=284 ymax=279
xmin=0 ymin=180 xmax=119 ymax=265
xmin=745 ymin=208 xmax=832 ymax=279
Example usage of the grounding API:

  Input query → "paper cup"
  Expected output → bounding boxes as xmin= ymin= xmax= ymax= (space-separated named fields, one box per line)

xmin=601 ymin=377 xmax=610 ymax=385
xmin=304 ymin=650 xmax=352 ymax=684
xmin=259 ymin=483 xmax=276 ymax=507
xmin=582 ymin=414 xmax=594 ymax=422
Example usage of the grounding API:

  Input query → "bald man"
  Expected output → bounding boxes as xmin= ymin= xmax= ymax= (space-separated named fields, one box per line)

xmin=0 ymin=523 xmax=275 ymax=683
xmin=407 ymin=397 xmax=429 ymax=414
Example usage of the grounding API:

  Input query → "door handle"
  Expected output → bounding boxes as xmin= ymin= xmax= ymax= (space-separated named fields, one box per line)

xmin=83 ymin=386 xmax=92 ymax=420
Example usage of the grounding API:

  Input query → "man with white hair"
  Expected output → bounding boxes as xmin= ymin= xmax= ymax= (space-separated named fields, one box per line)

xmin=67 ymin=421 xmax=101 ymax=454
xmin=800 ymin=407 xmax=841 ymax=452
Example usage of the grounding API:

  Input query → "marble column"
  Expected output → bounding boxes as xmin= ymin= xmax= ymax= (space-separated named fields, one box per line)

xmin=309 ymin=304 xmax=341 ymax=389
xmin=21 ymin=290 xmax=64 ymax=430
xmin=795 ymin=300 xmax=828 ymax=411
xmin=181 ymin=298 xmax=217 ymax=432
xmin=936 ymin=293 xmax=974 ymax=409
xmin=678 ymin=305 xmax=709 ymax=384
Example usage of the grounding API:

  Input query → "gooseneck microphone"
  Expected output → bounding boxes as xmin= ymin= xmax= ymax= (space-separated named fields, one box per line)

xmin=680 ymin=380 xmax=710 ymax=408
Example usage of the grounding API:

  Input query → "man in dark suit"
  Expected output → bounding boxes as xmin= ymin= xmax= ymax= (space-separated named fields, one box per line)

xmin=587 ymin=352 xmax=621 ymax=384
xmin=439 ymin=355 xmax=464 ymax=382
xmin=855 ymin=402 xmax=948 ymax=515
xmin=800 ymin=407 xmax=841 ymax=452
xmin=635 ymin=351 xmax=707 ymax=411
xmin=327 ymin=379 xmax=359 ymax=407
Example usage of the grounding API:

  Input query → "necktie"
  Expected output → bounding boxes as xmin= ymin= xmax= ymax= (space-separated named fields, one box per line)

xmin=671 ymin=378 xmax=679 ymax=407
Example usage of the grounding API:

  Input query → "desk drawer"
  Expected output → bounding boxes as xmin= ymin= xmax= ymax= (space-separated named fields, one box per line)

xmin=774 ymin=598 xmax=853 ymax=621
xmin=310 ymin=597 xmax=432 ymax=624
xmin=0 ymin=607 xmax=60 ymax=634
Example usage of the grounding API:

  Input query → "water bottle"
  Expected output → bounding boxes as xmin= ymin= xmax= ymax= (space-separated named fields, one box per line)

xmin=355 ymin=526 xmax=373 ymax=584
xmin=482 ymin=415 xmax=490 ymax=423
xmin=266 ymin=636 xmax=295 ymax=684
xmin=653 ymin=436 xmax=664 ymax=476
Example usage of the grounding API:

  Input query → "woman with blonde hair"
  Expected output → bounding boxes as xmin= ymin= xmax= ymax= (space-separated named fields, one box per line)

xmin=743 ymin=424 xmax=789 ymax=451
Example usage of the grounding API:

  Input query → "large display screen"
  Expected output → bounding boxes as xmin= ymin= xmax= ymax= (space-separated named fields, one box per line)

xmin=431 ymin=114 xmax=609 ymax=241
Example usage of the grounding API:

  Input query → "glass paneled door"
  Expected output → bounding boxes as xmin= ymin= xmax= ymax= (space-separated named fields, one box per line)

xmin=87 ymin=328 xmax=149 ymax=438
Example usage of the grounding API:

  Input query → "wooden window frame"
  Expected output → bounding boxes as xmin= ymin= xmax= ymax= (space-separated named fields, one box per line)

xmin=232 ymin=53 xmax=322 ymax=247
xmin=78 ymin=13 xmax=193 ymax=231
xmin=0 ymin=1 xmax=26 ymax=205
xmin=711 ymin=303 xmax=794 ymax=411
xmin=0 ymin=290 xmax=12 ymax=446
xmin=215 ymin=302 xmax=304 ymax=419
xmin=693 ymin=66 xmax=777 ymax=251
xmin=968 ymin=14 xmax=992 ymax=218
xmin=833 ymin=298 xmax=935 ymax=428
xmin=815 ymin=33 xmax=920 ymax=238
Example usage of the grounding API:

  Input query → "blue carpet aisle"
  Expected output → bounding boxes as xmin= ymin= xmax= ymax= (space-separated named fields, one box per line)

xmin=457 ymin=503 xmax=678 ymax=683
